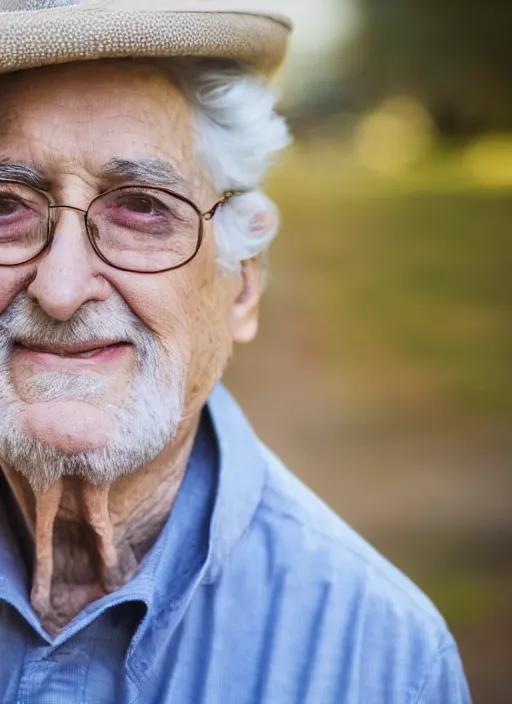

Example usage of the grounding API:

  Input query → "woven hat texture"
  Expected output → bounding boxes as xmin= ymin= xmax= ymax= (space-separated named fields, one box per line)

xmin=0 ymin=0 xmax=292 ymax=76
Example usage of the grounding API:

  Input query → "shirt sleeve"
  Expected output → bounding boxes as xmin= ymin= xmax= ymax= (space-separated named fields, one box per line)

xmin=415 ymin=634 xmax=472 ymax=704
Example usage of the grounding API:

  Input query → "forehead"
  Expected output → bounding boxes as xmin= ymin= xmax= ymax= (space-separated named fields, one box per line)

xmin=0 ymin=61 xmax=196 ymax=186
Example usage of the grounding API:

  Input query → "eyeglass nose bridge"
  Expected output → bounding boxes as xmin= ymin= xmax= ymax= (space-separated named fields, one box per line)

xmin=46 ymin=202 xmax=89 ymax=238
xmin=48 ymin=203 xmax=88 ymax=215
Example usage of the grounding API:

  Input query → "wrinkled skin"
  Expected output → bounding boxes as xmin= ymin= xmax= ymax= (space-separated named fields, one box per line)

xmin=0 ymin=60 xmax=262 ymax=635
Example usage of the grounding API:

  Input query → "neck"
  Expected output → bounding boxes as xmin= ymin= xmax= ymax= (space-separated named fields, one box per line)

xmin=1 ymin=412 xmax=200 ymax=636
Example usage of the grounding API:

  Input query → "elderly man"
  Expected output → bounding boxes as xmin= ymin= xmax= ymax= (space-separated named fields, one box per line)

xmin=0 ymin=1 xmax=470 ymax=703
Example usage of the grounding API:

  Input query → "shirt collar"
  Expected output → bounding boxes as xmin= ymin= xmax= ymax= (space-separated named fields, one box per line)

xmin=0 ymin=474 xmax=39 ymax=631
xmin=132 ymin=381 xmax=267 ymax=611
xmin=202 ymin=382 xmax=267 ymax=583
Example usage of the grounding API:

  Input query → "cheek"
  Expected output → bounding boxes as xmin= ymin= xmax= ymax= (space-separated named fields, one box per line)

xmin=190 ymin=295 xmax=232 ymax=360
xmin=108 ymin=237 xmax=234 ymax=412
xmin=0 ymin=267 xmax=36 ymax=312
xmin=182 ymin=277 xmax=236 ymax=414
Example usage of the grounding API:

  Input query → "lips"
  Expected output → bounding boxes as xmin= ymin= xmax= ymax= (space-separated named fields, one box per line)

xmin=15 ymin=339 xmax=130 ymax=358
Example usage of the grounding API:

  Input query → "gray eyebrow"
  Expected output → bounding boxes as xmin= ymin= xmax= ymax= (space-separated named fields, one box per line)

xmin=101 ymin=158 xmax=192 ymax=196
xmin=0 ymin=159 xmax=51 ymax=191
xmin=0 ymin=157 xmax=192 ymax=197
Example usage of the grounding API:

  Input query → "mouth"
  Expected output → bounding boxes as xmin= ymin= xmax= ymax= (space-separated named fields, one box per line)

xmin=13 ymin=339 xmax=132 ymax=366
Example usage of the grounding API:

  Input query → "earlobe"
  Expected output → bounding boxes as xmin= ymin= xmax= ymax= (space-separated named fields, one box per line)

xmin=231 ymin=256 xmax=262 ymax=344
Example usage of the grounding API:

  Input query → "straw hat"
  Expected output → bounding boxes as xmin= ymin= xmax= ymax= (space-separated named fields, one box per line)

xmin=0 ymin=0 xmax=292 ymax=77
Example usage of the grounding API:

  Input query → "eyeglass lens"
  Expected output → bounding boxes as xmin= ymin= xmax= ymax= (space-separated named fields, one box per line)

xmin=0 ymin=181 xmax=48 ymax=265
xmin=0 ymin=182 xmax=202 ymax=272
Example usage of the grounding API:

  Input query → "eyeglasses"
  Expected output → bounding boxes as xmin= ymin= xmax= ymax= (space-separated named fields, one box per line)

xmin=0 ymin=180 xmax=239 ymax=274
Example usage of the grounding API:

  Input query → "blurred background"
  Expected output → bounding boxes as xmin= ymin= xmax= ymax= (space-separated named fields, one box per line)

xmin=224 ymin=1 xmax=512 ymax=701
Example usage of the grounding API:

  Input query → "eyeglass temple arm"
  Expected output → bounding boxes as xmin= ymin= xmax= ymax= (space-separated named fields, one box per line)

xmin=203 ymin=191 xmax=244 ymax=221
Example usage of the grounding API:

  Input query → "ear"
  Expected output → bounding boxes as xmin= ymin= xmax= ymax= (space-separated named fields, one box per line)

xmin=231 ymin=256 xmax=262 ymax=344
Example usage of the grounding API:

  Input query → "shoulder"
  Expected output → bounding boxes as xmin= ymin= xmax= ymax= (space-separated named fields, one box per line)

xmin=256 ymin=442 xmax=443 ymax=624
xmin=231 ymin=443 xmax=470 ymax=703
xmin=205 ymin=386 xmax=470 ymax=702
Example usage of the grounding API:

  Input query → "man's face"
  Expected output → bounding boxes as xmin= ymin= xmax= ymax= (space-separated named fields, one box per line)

xmin=0 ymin=60 xmax=253 ymax=492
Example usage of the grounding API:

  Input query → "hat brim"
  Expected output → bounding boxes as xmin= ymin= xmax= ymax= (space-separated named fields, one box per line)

xmin=0 ymin=9 xmax=291 ymax=77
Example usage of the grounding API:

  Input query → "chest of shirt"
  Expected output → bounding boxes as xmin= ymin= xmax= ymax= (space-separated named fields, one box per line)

xmin=0 ymin=577 xmax=409 ymax=704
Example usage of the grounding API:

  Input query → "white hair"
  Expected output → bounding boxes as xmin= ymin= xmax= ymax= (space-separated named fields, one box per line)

xmin=171 ymin=59 xmax=292 ymax=272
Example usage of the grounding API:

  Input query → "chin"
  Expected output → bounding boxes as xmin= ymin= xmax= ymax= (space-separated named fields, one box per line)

xmin=0 ymin=335 xmax=188 ymax=492
xmin=0 ymin=379 xmax=185 ymax=494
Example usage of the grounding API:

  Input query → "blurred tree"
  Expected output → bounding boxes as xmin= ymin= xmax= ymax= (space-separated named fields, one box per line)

xmin=338 ymin=0 xmax=512 ymax=136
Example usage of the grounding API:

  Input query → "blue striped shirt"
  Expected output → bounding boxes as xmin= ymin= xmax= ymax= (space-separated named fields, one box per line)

xmin=0 ymin=384 xmax=471 ymax=703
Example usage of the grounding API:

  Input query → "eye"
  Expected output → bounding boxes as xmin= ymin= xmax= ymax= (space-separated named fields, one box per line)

xmin=115 ymin=195 xmax=165 ymax=216
xmin=92 ymin=188 xmax=197 ymax=242
xmin=0 ymin=196 xmax=27 ymax=217
xmin=97 ymin=191 xmax=183 ymax=235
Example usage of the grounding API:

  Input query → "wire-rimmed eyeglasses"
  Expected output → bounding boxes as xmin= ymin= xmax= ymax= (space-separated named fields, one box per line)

xmin=0 ymin=180 xmax=240 ymax=274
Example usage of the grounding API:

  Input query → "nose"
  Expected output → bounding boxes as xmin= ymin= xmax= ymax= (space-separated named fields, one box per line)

xmin=27 ymin=208 xmax=111 ymax=321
